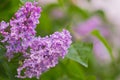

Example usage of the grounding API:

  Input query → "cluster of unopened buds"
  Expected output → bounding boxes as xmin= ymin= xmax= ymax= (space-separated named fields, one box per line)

xmin=0 ymin=2 xmax=72 ymax=79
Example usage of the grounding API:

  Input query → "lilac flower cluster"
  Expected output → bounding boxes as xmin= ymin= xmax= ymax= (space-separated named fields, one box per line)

xmin=0 ymin=2 xmax=42 ymax=61
xmin=0 ymin=2 xmax=72 ymax=79
xmin=17 ymin=30 xmax=72 ymax=78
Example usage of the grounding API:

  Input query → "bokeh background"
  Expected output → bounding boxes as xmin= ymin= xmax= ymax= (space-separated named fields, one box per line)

xmin=0 ymin=0 xmax=120 ymax=80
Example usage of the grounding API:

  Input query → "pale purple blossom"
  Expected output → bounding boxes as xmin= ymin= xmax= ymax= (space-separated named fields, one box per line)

xmin=10 ymin=2 xmax=41 ymax=40
xmin=2 ymin=2 xmax=42 ymax=61
xmin=0 ymin=21 xmax=9 ymax=31
xmin=16 ymin=30 xmax=72 ymax=79
xmin=74 ymin=16 xmax=101 ymax=37
xmin=0 ymin=21 xmax=9 ymax=36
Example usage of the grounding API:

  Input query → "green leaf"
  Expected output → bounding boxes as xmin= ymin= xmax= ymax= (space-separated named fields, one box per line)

xmin=86 ymin=75 xmax=96 ymax=80
xmin=0 ymin=0 xmax=20 ymax=21
xmin=91 ymin=30 xmax=114 ymax=60
xmin=66 ymin=42 xmax=93 ymax=67
xmin=0 ymin=45 xmax=17 ymax=80
xmin=68 ymin=4 xmax=90 ymax=20
xmin=0 ymin=45 xmax=6 ymax=59
xmin=36 ymin=11 xmax=52 ymax=36
xmin=2 ymin=61 xmax=14 ymax=80
xmin=64 ymin=60 xmax=86 ymax=80
xmin=41 ymin=59 xmax=86 ymax=80
xmin=20 ymin=0 xmax=35 ymax=4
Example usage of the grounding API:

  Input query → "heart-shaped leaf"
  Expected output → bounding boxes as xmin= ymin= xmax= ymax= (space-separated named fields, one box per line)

xmin=66 ymin=42 xmax=93 ymax=67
